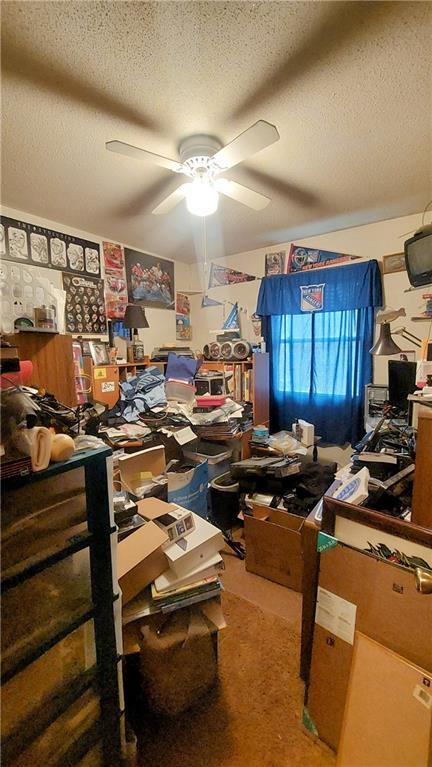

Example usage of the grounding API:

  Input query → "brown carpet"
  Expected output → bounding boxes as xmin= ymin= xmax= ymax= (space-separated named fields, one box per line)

xmin=136 ymin=590 xmax=334 ymax=767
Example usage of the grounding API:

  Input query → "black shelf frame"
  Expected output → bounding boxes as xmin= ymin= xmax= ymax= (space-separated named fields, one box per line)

xmin=1 ymin=447 xmax=123 ymax=766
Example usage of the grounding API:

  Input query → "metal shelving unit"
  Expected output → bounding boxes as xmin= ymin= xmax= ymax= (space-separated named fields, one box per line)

xmin=1 ymin=447 xmax=123 ymax=767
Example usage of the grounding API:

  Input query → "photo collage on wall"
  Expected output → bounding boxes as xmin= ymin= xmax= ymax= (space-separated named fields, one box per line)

xmin=103 ymin=241 xmax=128 ymax=319
xmin=62 ymin=274 xmax=107 ymax=334
xmin=0 ymin=216 xmax=101 ymax=277
xmin=176 ymin=292 xmax=192 ymax=340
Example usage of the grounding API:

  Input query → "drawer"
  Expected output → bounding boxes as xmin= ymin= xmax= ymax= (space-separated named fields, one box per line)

xmin=1 ymin=468 xmax=88 ymax=572
xmin=1 ymin=548 xmax=93 ymax=679
xmin=1 ymin=619 xmax=96 ymax=741
xmin=13 ymin=687 xmax=100 ymax=767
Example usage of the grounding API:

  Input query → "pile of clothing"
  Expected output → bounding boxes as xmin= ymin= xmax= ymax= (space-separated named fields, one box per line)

xmin=112 ymin=367 xmax=167 ymax=422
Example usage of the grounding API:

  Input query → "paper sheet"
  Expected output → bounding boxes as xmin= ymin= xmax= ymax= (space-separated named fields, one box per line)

xmin=173 ymin=426 xmax=197 ymax=445
xmin=315 ymin=587 xmax=357 ymax=645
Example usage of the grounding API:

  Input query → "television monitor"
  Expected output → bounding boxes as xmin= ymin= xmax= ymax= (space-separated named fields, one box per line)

xmin=404 ymin=224 xmax=432 ymax=287
xmin=388 ymin=360 xmax=417 ymax=413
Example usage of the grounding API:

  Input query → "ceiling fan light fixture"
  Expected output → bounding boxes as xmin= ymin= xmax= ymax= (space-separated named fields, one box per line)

xmin=185 ymin=176 xmax=219 ymax=217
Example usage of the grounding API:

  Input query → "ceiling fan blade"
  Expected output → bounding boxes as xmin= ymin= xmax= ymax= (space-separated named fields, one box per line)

xmin=106 ymin=141 xmax=184 ymax=173
xmin=212 ymin=120 xmax=279 ymax=172
xmin=215 ymin=178 xmax=270 ymax=210
xmin=152 ymin=184 xmax=188 ymax=215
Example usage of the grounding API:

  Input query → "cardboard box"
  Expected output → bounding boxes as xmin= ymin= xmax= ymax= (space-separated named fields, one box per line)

xmin=118 ymin=445 xmax=166 ymax=497
xmin=244 ymin=505 xmax=304 ymax=591
xmin=117 ymin=522 xmax=168 ymax=605
xmin=137 ymin=497 xmax=195 ymax=542
xmin=307 ymin=542 xmax=432 ymax=751
xmin=163 ymin=512 xmax=224 ymax=579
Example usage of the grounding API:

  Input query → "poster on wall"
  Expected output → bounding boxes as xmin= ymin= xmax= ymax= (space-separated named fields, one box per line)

xmin=0 ymin=260 xmax=61 ymax=334
xmin=0 ymin=216 xmax=101 ymax=277
xmin=62 ymin=273 xmax=107 ymax=334
xmin=103 ymin=241 xmax=128 ymax=319
xmin=287 ymin=244 xmax=359 ymax=273
xmin=265 ymin=250 xmax=285 ymax=276
xmin=208 ymin=263 xmax=256 ymax=288
xmin=125 ymin=248 xmax=175 ymax=310
xmin=176 ymin=292 xmax=192 ymax=340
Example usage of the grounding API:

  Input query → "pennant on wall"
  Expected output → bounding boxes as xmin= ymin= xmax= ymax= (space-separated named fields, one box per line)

xmin=223 ymin=302 xmax=240 ymax=331
xmin=208 ymin=262 xmax=256 ymax=288
xmin=287 ymin=244 xmax=360 ymax=273
xmin=201 ymin=294 xmax=223 ymax=308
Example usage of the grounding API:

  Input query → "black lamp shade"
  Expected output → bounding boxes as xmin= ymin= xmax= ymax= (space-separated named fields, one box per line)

xmin=123 ymin=304 xmax=149 ymax=329
xmin=370 ymin=322 xmax=403 ymax=355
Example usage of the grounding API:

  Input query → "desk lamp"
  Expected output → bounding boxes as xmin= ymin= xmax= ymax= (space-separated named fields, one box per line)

xmin=123 ymin=304 xmax=149 ymax=362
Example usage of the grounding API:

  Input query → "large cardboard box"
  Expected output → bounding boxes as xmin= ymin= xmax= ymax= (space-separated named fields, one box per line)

xmin=117 ymin=522 xmax=168 ymax=605
xmin=306 ymin=542 xmax=432 ymax=751
xmin=244 ymin=506 xmax=304 ymax=591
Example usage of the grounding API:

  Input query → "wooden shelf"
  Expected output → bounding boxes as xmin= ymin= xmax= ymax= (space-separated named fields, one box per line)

xmin=14 ymin=327 xmax=59 ymax=334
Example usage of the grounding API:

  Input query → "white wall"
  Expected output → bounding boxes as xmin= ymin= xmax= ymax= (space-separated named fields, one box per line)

xmin=0 ymin=205 xmax=194 ymax=352
xmin=189 ymin=211 xmax=427 ymax=386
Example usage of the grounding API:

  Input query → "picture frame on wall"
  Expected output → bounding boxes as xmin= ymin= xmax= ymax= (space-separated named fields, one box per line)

xmin=124 ymin=248 xmax=175 ymax=310
xmin=382 ymin=253 xmax=406 ymax=275
xmin=89 ymin=340 xmax=110 ymax=366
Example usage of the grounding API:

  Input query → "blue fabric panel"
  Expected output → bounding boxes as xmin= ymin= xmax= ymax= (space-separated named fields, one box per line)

xmin=257 ymin=260 xmax=382 ymax=316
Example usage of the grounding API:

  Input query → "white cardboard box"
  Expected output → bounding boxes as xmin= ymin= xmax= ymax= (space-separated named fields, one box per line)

xmin=154 ymin=552 xmax=224 ymax=595
xmin=163 ymin=511 xmax=224 ymax=578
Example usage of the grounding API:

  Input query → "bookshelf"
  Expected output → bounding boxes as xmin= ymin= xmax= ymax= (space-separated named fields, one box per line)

xmin=199 ymin=352 xmax=269 ymax=426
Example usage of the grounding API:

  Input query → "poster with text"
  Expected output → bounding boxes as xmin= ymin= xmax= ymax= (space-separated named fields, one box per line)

xmin=0 ymin=215 xmax=101 ymax=277
xmin=62 ymin=273 xmax=107 ymax=334
xmin=125 ymin=248 xmax=175 ymax=309
xmin=103 ymin=241 xmax=128 ymax=319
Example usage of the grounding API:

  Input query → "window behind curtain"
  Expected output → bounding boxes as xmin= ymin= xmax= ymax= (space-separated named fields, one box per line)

xmin=269 ymin=306 xmax=374 ymax=444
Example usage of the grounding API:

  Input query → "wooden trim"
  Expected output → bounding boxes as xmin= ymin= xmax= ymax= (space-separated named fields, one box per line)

xmin=322 ymin=497 xmax=432 ymax=547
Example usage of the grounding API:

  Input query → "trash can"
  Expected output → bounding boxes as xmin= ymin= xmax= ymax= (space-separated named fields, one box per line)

xmin=209 ymin=472 xmax=240 ymax=532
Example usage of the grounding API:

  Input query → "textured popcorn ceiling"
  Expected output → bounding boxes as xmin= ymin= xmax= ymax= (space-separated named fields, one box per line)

xmin=1 ymin=1 xmax=431 ymax=263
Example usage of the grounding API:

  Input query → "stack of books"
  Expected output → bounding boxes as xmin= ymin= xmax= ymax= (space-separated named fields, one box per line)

xmin=153 ymin=512 xmax=225 ymax=612
xmin=151 ymin=552 xmax=224 ymax=612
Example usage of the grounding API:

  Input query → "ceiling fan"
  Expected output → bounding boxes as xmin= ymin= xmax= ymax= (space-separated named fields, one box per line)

xmin=106 ymin=120 xmax=280 ymax=217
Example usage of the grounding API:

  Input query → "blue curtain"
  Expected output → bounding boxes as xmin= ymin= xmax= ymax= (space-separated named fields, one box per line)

xmin=257 ymin=260 xmax=382 ymax=445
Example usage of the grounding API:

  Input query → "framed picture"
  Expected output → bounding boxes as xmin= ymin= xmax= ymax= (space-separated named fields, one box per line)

xmin=265 ymin=251 xmax=285 ymax=276
xmin=89 ymin=341 xmax=110 ymax=366
xmin=124 ymin=248 xmax=175 ymax=310
xmin=382 ymin=253 xmax=406 ymax=275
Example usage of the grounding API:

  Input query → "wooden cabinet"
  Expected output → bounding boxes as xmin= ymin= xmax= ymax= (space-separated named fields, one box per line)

xmin=11 ymin=331 xmax=77 ymax=408
xmin=412 ymin=411 xmax=432 ymax=528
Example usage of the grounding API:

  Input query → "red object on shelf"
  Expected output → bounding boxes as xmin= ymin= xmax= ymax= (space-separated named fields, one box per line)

xmin=0 ymin=360 xmax=33 ymax=389
xmin=195 ymin=395 xmax=227 ymax=408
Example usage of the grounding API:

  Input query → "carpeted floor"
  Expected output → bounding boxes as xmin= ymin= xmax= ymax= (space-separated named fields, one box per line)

xmin=135 ymin=587 xmax=334 ymax=767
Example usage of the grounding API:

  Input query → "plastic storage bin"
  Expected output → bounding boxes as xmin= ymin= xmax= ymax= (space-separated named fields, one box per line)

xmin=183 ymin=441 xmax=232 ymax=482
xmin=1 ymin=618 xmax=96 ymax=741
